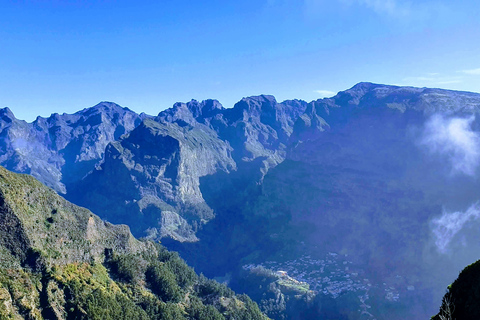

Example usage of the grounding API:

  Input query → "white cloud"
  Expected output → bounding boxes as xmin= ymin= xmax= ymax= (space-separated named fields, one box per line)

xmin=402 ymin=75 xmax=463 ymax=86
xmin=436 ymin=79 xmax=463 ymax=85
xmin=461 ymin=68 xmax=480 ymax=75
xmin=420 ymin=114 xmax=480 ymax=176
xmin=315 ymin=90 xmax=336 ymax=97
xmin=304 ymin=0 xmax=410 ymax=18
xmin=358 ymin=0 xmax=410 ymax=17
xmin=304 ymin=0 xmax=448 ymax=22
xmin=431 ymin=202 xmax=480 ymax=253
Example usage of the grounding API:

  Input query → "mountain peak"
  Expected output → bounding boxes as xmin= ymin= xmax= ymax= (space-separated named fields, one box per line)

xmin=187 ymin=99 xmax=224 ymax=119
xmin=349 ymin=81 xmax=382 ymax=90
xmin=230 ymin=95 xmax=278 ymax=116
xmin=0 ymin=107 xmax=15 ymax=120
xmin=77 ymin=101 xmax=135 ymax=117
xmin=157 ymin=99 xmax=224 ymax=126
xmin=241 ymin=94 xmax=277 ymax=105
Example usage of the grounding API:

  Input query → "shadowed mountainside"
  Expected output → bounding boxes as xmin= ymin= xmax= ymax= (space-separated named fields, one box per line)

xmin=433 ymin=259 xmax=480 ymax=320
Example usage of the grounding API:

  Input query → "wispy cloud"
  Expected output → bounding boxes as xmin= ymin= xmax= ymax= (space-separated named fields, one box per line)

xmin=304 ymin=0 xmax=410 ymax=18
xmin=266 ymin=0 xmax=282 ymax=6
xmin=315 ymin=90 xmax=336 ymax=97
xmin=420 ymin=114 xmax=480 ymax=176
xmin=431 ymin=202 xmax=480 ymax=253
xmin=401 ymin=74 xmax=463 ymax=86
xmin=304 ymin=0 xmax=448 ymax=22
xmin=460 ymin=68 xmax=480 ymax=75
xmin=356 ymin=0 xmax=410 ymax=17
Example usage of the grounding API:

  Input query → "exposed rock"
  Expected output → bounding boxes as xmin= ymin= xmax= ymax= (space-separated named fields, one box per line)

xmin=214 ymin=95 xmax=307 ymax=171
xmin=69 ymin=118 xmax=236 ymax=241
xmin=231 ymin=83 xmax=480 ymax=319
xmin=0 ymin=102 xmax=148 ymax=193
xmin=66 ymin=97 xmax=307 ymax=241
xmin=156 ymin=99 xmax=224 ymax=126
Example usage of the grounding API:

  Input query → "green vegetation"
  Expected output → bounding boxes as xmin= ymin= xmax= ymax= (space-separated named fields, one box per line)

xmin=106 ymin=252 xmax=145 ymax=283
xmin=146 ymin=262 xmax=183 ymax=303
xmin=0 ymin=166 xmax=269 ymax=320
xmin=67 ymin=286 xmax=150 ymax=320
xmin=233 ymin=265 xmax=317 ymax=319
xmin=197 ymin=274 xmax=234 ymax=299
xmin=433 ymin=259 xmax=480 ymax=320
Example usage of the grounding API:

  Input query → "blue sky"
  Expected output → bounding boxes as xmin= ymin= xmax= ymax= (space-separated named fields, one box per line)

xmin=0 ymin=0 xmax=479 ymax=121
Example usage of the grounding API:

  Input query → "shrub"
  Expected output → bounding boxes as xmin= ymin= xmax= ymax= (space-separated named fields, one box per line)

xmin=164 ymin=258 xmax=197 ymax=289
xmin=67 ymin=287 xmax=149 ymax=320
xmin=146 ymin=262 xmax=183 ymax=303
xmin=140 ymin=295 xmax=187 ymax=320
xmin=106 ymin=253 xmax=143 ymax=283
xmin=197 ymin=274 xmax=234 ymax=299
xmin=186 ymin=296 xmax=225 ymax=320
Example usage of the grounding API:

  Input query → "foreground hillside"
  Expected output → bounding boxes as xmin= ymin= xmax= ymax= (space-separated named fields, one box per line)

xmin=432 ymin=259 xmax=480 ymax=320
xmin=0 ymin=166 xmax=267 ymax=320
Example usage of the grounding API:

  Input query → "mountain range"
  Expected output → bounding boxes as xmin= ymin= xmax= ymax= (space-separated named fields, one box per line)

xmin=3 ymin=82 xmax=480 ymax=319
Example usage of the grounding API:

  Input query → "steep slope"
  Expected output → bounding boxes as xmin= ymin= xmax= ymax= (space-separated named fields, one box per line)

xmin=69 ymin=118 xmax=236 ymax=241
xmin=153 ymin=83 xmax=480 ymax=319
xmin=433 ymin=259 xmax=480 ymax=320
xmin=156 ymin=96 xmax=307 ymax=179
xmin=0 ymin=166 xmax=268 ymax=320
xmin=0 ymin=102 xmax=148 ymax=194
xmin=69 ymin=97 xmax=307 ymax=241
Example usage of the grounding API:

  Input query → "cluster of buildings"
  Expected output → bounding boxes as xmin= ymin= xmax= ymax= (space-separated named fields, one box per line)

xmin=247 ymin=251 xmax=406 ymax=303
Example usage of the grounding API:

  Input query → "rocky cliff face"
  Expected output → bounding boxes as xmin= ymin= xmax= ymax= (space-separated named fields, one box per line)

xmin=66 ymin=96 xmax=308 ymax=242
xmin=69 ymin=118 xmax=236 ymax=241
xmin=0 ymin=97 xmax=309 ymax=243
xmin=157 ymin=96 xmax=308 ymax=177
xmin=0 ymin=102 xmax=148 ymax=194
xmin=157 ymin=83 xmax=480 ymax=319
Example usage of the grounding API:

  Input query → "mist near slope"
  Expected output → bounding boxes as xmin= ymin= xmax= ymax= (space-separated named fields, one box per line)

xmin=419 ymin=114 xmax=480 ymax=255
xmin=431 ymin=202 xmax=480 ymax=253
xmin=420 ymin=114 xmax=480 ymax=177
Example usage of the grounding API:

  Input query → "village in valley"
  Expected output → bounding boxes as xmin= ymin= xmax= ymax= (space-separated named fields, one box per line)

xmin=243 ymin=252 xmax=408 ymax=318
